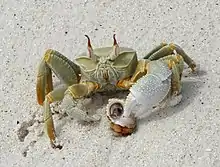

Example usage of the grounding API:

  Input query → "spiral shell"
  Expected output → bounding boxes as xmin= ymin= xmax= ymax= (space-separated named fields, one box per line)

xmin=106 ymin=98 xmax=136 ymax=136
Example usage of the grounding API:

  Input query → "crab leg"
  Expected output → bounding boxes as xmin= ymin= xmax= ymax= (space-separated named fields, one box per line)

xmin=36 ymin=49 xmax=81 ymax=148
xmin=144 ymin=42 xmax=168 ymax=59
xmin=163 ymin=58 xmax=184 ymax=108
xmin=167 ymin=58 xmax=182 ymax=95
xmin=143 ymin=43 xmax=196 ymax=71
xmin=43 ymin=84 xmax=68 ymax=148
xmin=44 ymin=81 xmax=101 ymax=148
xmin=36 ymin=49 xmax=81 ymax=105
xmin=62 ymin=81 xmax=101 ymax=122
xmin=116 ymin=59 xmax=149 ymax=89
xmin=37 ymin=60 xmax=54 ymax=105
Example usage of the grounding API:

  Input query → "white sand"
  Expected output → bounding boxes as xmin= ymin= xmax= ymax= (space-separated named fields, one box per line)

xmin=1 ymin=0 xmax=220 ymax=166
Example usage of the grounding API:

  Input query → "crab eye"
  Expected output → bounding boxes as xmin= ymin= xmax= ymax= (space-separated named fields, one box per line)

xmin=109 ymin=34 xmax=119 ymax=60
xmin=109 ymin=102 xmax=124 ymax=119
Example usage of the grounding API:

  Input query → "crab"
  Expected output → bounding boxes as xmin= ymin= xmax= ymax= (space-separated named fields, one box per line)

xmin=106 ymin=50 xmax=196 ymax=136
xmin=36 ymin=34 xmax=196 ymax=148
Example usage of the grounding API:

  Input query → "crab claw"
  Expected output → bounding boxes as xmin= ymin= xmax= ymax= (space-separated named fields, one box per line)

xmin=106 ymin=60 xmax=174 ymax=136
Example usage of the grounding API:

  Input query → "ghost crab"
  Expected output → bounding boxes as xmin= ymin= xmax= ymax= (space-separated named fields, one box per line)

xmin=36 ymin=34 xmax=196 ymax=148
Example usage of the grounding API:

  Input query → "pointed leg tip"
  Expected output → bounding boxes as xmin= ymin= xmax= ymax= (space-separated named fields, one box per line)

xmin=51 ymin=141 xmax=63 ymax=150
xmin=190 ymin=63 xmax=197 ymax=72
xmin=37 ymin=99 xmax=44 ymax=106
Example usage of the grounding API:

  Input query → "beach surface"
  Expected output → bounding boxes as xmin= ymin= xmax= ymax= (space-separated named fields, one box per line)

xmin=1 ymin=0 xmax=220 ymax=166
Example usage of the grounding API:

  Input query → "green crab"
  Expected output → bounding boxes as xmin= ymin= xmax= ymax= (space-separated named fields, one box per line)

xmin=36 ymin=34 xmax=196 ymax=148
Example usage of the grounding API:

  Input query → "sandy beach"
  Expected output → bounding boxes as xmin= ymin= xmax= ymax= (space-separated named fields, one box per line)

xmin=1 ymin=0 xmax=220 ymax=166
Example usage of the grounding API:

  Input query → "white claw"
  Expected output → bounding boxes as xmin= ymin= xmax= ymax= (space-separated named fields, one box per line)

xmin=106 ymin=60 xmax=177 ymax=130
xmin=130 ymin=74 xmax=171 ymax=111
xmin=128 ymin=61 xmax=172 ymax=116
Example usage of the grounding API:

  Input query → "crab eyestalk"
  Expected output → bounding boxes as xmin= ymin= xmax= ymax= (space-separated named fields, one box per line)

xmin=85 ymin=35 xmax=97 ymax=61
xmin=109 ymin=34 xmax=120 ymax=60
xmin=106 ymin=98 xmax=136 ymax=136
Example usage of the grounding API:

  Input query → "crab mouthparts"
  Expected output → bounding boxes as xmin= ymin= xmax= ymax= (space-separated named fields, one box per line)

xmin=103 ymin=71 xmax=109 ymax=81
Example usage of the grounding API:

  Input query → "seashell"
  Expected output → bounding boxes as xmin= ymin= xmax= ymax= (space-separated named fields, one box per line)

xmin=106 ymin=98 xmax=136 ymax=136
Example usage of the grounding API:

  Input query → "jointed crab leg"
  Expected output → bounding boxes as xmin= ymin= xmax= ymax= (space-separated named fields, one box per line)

xmin=160 ymin=54 xmax=184 ymax=93
xmin=168 ymin=58 xmax=182 ymax=95
xmin=61 ymin=82 xmax=101 ymax=122
xmin=43 ymin=84 xmax=68 ymax=148
xmin=66 ymin=81 xmax=99 ymax=99
xmin=36 ymin=60 xmax=54 ymax=105
xmin=43 ymin=82 xmax=101 ymax=148
xmin=143 ymin=43 xmax=196 ymax=71
xmin=36 ymin=49 xmax=81 ymax=106
xmin=36 ymin=49 xmax=81 ymax=148
xmin=144 ymin=42 xmax=168 ymax=59
xmin=116 ymin=53 xmax=184 ymax=92
xmin=161 ymin=57 xmax=184 ymax=109
xmin=43 ymin=97 xmax=56 ymax=145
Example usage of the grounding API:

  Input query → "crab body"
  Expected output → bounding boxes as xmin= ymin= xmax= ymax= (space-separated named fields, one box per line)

xmin=36 ymin=34 xmax=196 ymax=148
xmin=74 ymin=46 xmax=138 ymax=91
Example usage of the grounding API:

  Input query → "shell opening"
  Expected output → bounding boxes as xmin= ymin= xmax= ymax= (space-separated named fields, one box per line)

xmin=109 ymin=102 xmax=124 ymax=120
xmin=106 ymin=98 xmax=136 ymax=130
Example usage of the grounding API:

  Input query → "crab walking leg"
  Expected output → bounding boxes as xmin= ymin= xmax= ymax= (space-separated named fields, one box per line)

xmin=37 ymin=49 xmax=81 ymax=148
xmin=46 ymin=84 xmax=68 ymax=103
xmin=143 ymin=43 xmax=196 ymax=71
xmin=37 ymin=61 xmax=54 ymax=105
xmin=168 ymin=60 xmax=184 ymax=107
xmin=43 ymin=84 xmax=68 ymax=148
xmin=62 ymin=81 xmax=101 ymax=122
xmin=157 ymin=58 xmax=184 ymax=109
xmin=168 ymin=59 xmax=182 ymax=95
xmin=144 ymin=43 xmax=168 ymax=59
xmin=44 ymin=98 xmax=56 ymax=146
xmin=116 ymin=54 xmax=185 ymax=92
xmin=36 ymin=49 xmax=81 ymax=105
xmin=161 ymin=54 xmax=184 ymax=79
xmin=116 ymin=60 xmax=149 ymax=89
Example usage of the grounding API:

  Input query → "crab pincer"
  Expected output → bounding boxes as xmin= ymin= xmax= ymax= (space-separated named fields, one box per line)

xmin=106 ymin=56 xmax=194 ymax=136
